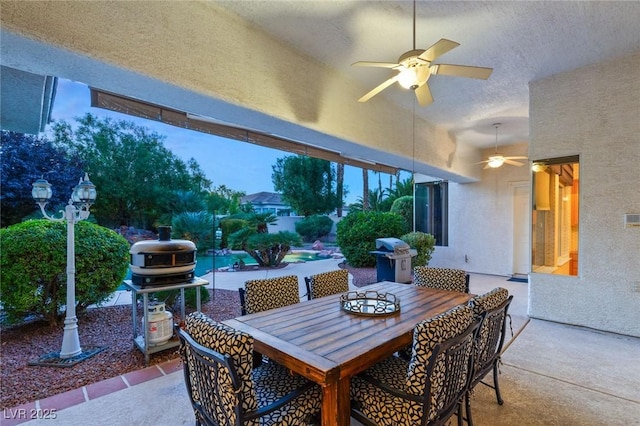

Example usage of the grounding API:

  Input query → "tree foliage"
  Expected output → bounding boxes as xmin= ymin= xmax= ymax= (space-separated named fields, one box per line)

xmin=171 ymin=211 xmax=214 ymax=250
xmin=0 ymin=131 xmax=85 ymax=227
xmin=242 ymin=231 xmax=302 ymax=267
xmin=295 ymin=215 xmax=334 ymax=242
xmin=0 ymin=220 xmax=129 ymax=326
xmin=50 ymin=114 xmax=211 ymax=229
xmin=336 ymin=211 xmax=405 ymax=267
xmin=272 ymin=155 xmax=339 ymax=217
xmin=390 ymin=195 xmax=414 ymax=233
xmin=206 ymin=185 xmax=245 ymax=215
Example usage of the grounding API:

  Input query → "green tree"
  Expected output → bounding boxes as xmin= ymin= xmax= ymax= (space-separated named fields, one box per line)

xmin=272 ymin=155 xmax=338 ymax=217
xmin=0 ymin=220 xmax=129 ymax=326
xmin=51 ymin=114 xmax=211 ymax=229
xmin=206 ymin=185 xmax=245 ymax=215
xmin=0 ymin=131 xmax=85 ymax=227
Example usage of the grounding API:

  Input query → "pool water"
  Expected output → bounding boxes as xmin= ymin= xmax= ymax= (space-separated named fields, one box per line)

xmin=118 ymin=251 xmax=322 ymax=289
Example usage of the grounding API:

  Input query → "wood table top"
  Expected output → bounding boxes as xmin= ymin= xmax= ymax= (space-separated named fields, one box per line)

xmin=224 ymin=281 xmax=473 ymax=383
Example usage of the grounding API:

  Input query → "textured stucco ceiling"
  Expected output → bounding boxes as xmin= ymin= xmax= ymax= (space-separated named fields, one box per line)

xmin=0 ymin=1 xmax=638 ymax=181
xmin=217 ymin=0 xmax=640 ymax=147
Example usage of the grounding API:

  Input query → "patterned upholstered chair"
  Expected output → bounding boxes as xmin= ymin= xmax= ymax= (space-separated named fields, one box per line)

xmin=304 ymin=269 xmax=349 ymax=300
xmin=413 ymin=266 xmax=470 ymax=293
xmin=465 ymin=287 xmax=513 ymax=426
xmin=239 ymin=275 xmax=300 ymax=315
xmin=177 ymin=312 xmax=322 ymax=426
xmin=350 ymin=304 xmax=481 ymax=426
xmin=238 ymin=275 xmax=301 ymax=366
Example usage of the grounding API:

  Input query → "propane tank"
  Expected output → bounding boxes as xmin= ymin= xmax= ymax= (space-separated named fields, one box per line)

xmin=142 ymin=302 xmax=173 ymax=346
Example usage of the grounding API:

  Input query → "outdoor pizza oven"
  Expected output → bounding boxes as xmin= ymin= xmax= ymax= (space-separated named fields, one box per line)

xmin=129 ymin=226 xmax=197 ymax=287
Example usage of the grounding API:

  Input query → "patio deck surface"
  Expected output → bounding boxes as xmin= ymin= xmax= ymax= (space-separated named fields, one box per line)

xmin=4 ymin=270 xmax=639 ymax=425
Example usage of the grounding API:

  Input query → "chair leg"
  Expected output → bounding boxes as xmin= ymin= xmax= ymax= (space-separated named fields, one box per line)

xmin=493 ymin=359 xmax=504 ymax=405
xmin=465 ymin=392 xmax=474 ymax=426
xmin=457 ymin=404 xmax=463 ymax=426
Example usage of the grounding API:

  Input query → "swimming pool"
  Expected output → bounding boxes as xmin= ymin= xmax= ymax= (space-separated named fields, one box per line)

xmin=118 ymin=251 xmax=323 ymax=289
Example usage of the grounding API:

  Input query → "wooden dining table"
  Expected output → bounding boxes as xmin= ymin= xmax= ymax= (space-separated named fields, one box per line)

xmin=223 ymin=281 xmax=472 ymax=426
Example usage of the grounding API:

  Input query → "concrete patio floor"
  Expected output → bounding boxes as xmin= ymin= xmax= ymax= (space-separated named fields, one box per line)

xmin=7 ymin=270 xmax=640 ymax=425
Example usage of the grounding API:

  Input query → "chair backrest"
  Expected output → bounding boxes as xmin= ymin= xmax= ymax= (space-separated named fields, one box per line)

xmin=240 ymin=275 xmax=300 ymax=315
xmin=179 ymin=312 xmax=257 ymax=425
xmin=467 ymin=287 xmax=512 ymax=386
xmin=413 ymin=266 xmax=470 ymax=293
xmin=406 ymin=304 xmax=479 ymax=425
xmin=305 ymin=269 xmax=349 ymax=300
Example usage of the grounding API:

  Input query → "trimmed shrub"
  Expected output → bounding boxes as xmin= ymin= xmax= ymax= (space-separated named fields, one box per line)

xmin=0 ymin=220 xmax=130 ymax=326
xmin=390 ymin=195 xmax=414 ymax=233
xmin=401 ymin=231 xmax=436 ymax=268
xmin=219 ymin=218 xmax=247 ymax=249
xmin=295 ymin=215 xmax=334 ymax=242
xmin=244 ymin=231 xmax=302 ymax=267
xmin=336 ymin=211 xmax=405 ymax=267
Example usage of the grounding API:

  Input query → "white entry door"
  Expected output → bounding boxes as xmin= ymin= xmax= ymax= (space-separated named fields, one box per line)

xmin=513 ymin=184 xmax=530 ymax=275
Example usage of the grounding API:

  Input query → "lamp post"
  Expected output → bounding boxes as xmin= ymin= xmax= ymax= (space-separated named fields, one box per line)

xmin=32 ymin=173 xmax=97 ymax=359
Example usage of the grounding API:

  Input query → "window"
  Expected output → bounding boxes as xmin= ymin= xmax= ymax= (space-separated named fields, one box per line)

xmin=531 ymin=156 xmax=580 ymax=275
xmin=415 ymin=181 xmax=448 ymax=246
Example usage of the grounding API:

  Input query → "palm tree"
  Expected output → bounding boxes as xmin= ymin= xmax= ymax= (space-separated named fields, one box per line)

xmin=362 ymin=169 xmax=369 ymax=211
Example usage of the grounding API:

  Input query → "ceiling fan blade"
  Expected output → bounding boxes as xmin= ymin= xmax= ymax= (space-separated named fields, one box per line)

xmin=505 ymin=156 xmax=528 ymax=160
xmin=432 ymin=64 xmax=493 ymax=79
xmin=352 ymin=61 xmax=400 ymax=68
xmin=483 ymin=163 xmax=492 ymax=170
xmin=414 ymin=82 xmax=433 ymax=106
xmin=358 ymin=75 xmax=400 ymax=103
xmin=418 ymin=39 xmax=460 ymax=62
xmin=504 ymin=159 xmax=525 ymax=167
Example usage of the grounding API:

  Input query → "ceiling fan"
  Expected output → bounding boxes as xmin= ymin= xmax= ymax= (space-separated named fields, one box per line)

xmin=352 ymin=0 xmax=493 ymax=106
xmin=477 ymin=123 xmax=528 ymax=169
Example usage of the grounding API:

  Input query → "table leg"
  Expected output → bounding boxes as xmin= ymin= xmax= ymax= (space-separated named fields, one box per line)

xmin=321 ymin=378 xmax=350 ymax=426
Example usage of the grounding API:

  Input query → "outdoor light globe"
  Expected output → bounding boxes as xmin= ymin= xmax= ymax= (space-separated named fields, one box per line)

xmin=71 ymin=173 xmax=97 ymax=205
xmin=31 ymin=178 xmax=52 ymax=203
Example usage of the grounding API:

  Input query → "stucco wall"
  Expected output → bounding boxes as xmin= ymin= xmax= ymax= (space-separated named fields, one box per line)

xmin=425 ymin=142 xmax=530 ymax=276
xmin=528 ymin=53 xmax=640 ymax=337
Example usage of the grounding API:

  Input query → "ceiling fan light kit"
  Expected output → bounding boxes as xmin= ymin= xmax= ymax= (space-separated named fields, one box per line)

xmin=476 ymin=123 xmax=528 ymax=169
xmin=352 ymin=0 xmax=492 ymax=106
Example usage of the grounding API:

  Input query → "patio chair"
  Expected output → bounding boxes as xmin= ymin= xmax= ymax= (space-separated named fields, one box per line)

xmin=177 ymin=312 xmax=322 ymax=426
xmin=304 ymin=269 xmax=349 ymax=300
xmin=239 ymin=275 xmax=300 ymax=315
xmin=350 ymin=304 xmax=481 ymax=426
xmin=413 ymin=266 xmax=470 ymax=293
xmin=239 ymin=275 xmax=301 ymax=366
xmin=465 ymin=287 xmax=513 ymax=426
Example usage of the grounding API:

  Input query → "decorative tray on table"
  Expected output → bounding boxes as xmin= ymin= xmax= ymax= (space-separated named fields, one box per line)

xmin=340 ymin=290 xmax=400 ymax=317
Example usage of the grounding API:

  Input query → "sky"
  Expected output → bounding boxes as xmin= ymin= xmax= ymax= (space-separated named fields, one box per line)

xmin=49 ymin=79 xmax=408 ymax=205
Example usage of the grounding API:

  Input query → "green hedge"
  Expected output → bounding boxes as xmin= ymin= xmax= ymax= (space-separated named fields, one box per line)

xmin=401 ymin=231 xmax=436 ymax=268
xmin=390 ymin=195 xmax=414 ymax=233
xmin=295 ymin=215 xmax=334 ymax=242
xmin=0 ymin=220 xmax=130 ymax=326
xmin=336 ymin=211 xmax=405 ymax=267
xmin=219 ymin=218 xmax=247 ymax=249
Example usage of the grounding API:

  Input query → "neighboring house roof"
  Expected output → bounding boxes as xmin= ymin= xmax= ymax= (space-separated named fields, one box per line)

xmin=241 ymin=192 xmax=286 ymax=206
